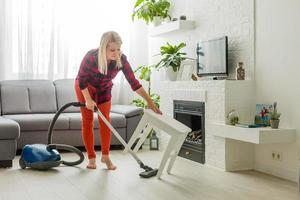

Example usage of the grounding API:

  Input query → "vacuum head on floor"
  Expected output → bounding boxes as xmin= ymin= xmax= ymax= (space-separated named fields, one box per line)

xmin=139 ymin=163 xmax=158 ymax=178
xmin=139 ymin=168 xmax=158 ymax=178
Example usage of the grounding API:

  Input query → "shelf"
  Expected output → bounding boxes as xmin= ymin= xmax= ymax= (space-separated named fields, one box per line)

xmin=207 ymin=123 xmax=296 ymax=144
xmin=149 ymin=20 xmax=195 ymax=36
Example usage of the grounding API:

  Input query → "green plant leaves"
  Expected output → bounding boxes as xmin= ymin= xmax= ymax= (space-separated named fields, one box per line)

xmin=132 ymin=0 xmax=171 ymax=24
xmin=155 ymin=42 xmax=187 ymax=72
xmin=131 ymin=64 xmax=160 ymax=109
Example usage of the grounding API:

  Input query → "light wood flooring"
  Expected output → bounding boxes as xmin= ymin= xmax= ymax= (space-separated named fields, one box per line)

xmin=0 ymin=149 xmax=299 ymax=200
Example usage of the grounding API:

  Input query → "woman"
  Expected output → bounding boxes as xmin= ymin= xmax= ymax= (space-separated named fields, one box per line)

xmin=75 ymin=31 xmax=162 ymax=170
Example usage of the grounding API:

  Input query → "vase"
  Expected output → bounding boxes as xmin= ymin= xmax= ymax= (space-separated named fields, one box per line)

xmin=236 ymin=62 xmax=245 ymax=80
xmin=151 ymin=16 xmax=162 ymax=27
xmin=270 ymin=119 xmax=279 ymax=129
xmin=165 ymin=67 xmax=178 ymax=81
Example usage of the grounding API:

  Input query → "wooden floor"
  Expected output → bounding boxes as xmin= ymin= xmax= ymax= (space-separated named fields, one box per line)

xmin=0 ymin=149 xmax=299 ymax=200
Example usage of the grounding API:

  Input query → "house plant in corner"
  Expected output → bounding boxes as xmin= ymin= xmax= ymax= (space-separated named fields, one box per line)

xmin=155 ymin=42 xmax=187 ymax=81
xmin=132 ymin=0 xmax=171 ymax=26
xmin=269 ymin=102 xmax=281 ymax=129
xmin=131 ymin=65 xmax=160 ymax=146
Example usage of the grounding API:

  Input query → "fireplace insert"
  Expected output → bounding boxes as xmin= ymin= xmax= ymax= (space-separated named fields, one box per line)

xmin=174 ymin=100 xmax=205 ymax=164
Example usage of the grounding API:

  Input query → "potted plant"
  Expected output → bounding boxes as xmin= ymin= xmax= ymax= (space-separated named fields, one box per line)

xmin=132 ymin=0 xmax=171 ymax=26
xmin=131 ymin=65 xmax=160 ymax=144
xmin=131 ymin=65 xmax=160 ymax=109
xmin=269 ymin=102 xmax=281 ymax=129
xmin=155 ymin=42 xmax=187 ymax=81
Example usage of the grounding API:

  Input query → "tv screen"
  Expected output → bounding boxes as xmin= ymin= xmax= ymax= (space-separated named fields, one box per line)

xmin=196 ymin=36 xmax=228 ymax=77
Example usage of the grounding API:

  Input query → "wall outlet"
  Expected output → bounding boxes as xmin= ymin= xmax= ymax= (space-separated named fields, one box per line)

xmin=272 ymin=151 xmax=282 ymax=161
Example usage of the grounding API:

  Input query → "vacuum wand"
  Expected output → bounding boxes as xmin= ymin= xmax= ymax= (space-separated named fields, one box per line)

xmin=79 ymin=102 xmax=158 ymax=178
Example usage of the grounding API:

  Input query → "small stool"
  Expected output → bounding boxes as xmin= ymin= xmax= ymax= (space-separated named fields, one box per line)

xmin=124 ymin=109 xmax=191 ymax=178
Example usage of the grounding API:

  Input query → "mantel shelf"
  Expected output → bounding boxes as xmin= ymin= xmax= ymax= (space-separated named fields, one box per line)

xmin=149 ymin=20 xmax=195 ymax=36
xmin=208 ymin=123 xmax=296 ymax=144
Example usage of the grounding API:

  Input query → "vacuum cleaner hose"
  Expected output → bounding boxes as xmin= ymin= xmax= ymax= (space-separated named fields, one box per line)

xmin=47 ymin=102 xmax=85 ymax=166
xmin=48 ymin=102 xmax=84 ymax=144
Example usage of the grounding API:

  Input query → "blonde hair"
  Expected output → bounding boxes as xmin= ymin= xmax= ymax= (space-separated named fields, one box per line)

xmin=98 ymin=31 xmax=123 ymax=75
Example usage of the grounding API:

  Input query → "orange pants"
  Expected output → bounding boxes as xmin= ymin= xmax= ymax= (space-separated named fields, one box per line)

xmin=75 ymin=80 xmax=111 ymax=159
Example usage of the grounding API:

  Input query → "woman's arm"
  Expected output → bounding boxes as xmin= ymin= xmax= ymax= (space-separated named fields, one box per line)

xmin=135 ymin=87 xmax=162 ymax=114
xmin=81 ymin=88 xmax=96 ymax=111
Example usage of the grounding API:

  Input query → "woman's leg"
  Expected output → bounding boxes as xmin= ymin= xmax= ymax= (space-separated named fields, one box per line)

xmin=75 ymin=80 xmax=97 ymax=169
xmin=97 ymin=100 xmax=116 ymax=170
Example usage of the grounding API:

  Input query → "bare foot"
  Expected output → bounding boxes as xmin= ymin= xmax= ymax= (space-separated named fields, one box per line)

xmin=86 ymin=158 xmax=97 ymax=169
xmin=101 ymin=155 xmax=117 ymax=170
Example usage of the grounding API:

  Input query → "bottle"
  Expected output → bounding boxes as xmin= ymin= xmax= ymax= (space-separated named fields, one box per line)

xmin=236 ymin=62 xmax=245 ymax=80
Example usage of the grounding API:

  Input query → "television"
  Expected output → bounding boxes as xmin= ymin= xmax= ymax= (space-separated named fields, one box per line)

xmin=196 ymin=36 xmax=228 ymax=77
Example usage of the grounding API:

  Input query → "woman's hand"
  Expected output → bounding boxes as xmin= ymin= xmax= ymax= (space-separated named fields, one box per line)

xmin=147 ymin=100 xmax=162 ymax=115
xmin=135 ymin=87 xmax=162 ymax=115
xmin=85 ymin=99 xmax=96 ymax=111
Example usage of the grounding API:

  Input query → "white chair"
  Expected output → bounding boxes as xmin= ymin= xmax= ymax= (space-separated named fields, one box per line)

xmin=124 ymin=109 xmax=192 ymax=178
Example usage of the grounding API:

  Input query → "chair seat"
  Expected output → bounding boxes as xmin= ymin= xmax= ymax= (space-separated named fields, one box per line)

xmin=144 ymin=109 xmax=191 ymax=135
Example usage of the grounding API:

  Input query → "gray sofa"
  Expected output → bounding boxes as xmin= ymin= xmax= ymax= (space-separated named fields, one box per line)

xmin=0 ymin=79 xmax=143 ymax=168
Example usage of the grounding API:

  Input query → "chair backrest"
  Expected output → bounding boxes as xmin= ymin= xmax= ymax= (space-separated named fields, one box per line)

xmin=0 ymin=80 xmax=57 ymax=115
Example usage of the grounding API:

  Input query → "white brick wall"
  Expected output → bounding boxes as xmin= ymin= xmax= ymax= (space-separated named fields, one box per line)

xmin=148 ymin=0 xmax=256 ymax=172
xmin=158 ymin=80 xmax=255 ymax=170
xmin=150 ymin=0 xmax=255 ymax=83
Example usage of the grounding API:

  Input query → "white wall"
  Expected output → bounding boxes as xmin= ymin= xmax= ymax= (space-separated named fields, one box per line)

xmin=150 ymin=0 xmax=255 ymax=93
xmin=135 ymin=0 xmax=300 ymax=182
xmin=255 ymin=0 xmax=300 ymax=181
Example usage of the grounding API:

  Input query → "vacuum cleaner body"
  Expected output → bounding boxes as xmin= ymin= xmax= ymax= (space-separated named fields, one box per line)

xmin=19 ymin=102 xmax=84 ymax=170
xmin=19 ymin=144 xmax=62 ymax=170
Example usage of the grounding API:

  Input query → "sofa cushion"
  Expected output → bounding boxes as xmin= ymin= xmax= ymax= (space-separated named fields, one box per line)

xmin=28 ymin=86 xmax=57 ymax=113
xmin=3 ymin=114 xmax=69 ymax=131
xmin=110 ymin=105 xmax=143 ymax=117
xmin=53 ymin=79 xmax=79 ymax=113
xmin=1 ymin=85 xmax=30 ymax=114
xmin=0 ymin=80 xmax=57 ymax=114
xmin=64 ymin=112 xmax=126 ymax=130
xmin=0 ymin=117 xmax=20 ymax=140
xmin=63 ymin=113 xmax=100 ymax=129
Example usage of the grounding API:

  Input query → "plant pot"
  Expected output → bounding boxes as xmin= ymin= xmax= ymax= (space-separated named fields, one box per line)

xmin=270 ymin=119 xmax=279 ymax=129
xmin=151 ymin=16 xmax=162 ymax=27
xmin=165 ymin=67 xmax=178 ymax=81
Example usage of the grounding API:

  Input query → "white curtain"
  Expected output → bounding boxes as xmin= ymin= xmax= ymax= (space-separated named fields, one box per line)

xmin=0 ymin=0 xmax=146 ymax=104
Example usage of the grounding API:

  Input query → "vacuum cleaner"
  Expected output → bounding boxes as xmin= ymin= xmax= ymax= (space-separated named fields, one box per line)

xmin=19 ymin=102 xmax=158 ymax=178
xmin=19 ymin=102 xmax=85 ymax=170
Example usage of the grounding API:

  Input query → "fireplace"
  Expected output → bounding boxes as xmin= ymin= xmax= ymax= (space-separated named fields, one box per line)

xmin=173 ymin=100 xmax=205 ymax=164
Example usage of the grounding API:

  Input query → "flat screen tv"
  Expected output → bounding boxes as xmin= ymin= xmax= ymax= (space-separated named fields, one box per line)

xmin=196 ymin=36 xmax=228 ymax=77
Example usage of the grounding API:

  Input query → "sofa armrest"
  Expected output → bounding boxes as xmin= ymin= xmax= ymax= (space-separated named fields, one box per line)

xmin=0 ymin=117 xmax=20 ymax=140
xmin=110 ymin=105 xmax=143 ymax=142
xmin=110 ymin=105 xmax=143 ymax=118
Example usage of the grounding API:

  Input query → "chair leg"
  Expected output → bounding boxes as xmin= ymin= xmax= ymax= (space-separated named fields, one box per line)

xmin=166 ymin=135 xmax=186 ymax=174
xmin=156 ymin=136 xmax=178 ymax=179
xmin=133 ymin=124 xmax=153 ymax=153
xmin=123 ymin=116 xmax=148 ymax=153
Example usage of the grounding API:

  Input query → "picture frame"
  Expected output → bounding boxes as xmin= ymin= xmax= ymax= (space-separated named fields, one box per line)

xmin=176 ymin=60 xmax=195 ymax=81
xmin=254 ymin=103 xmax=273 ymax=126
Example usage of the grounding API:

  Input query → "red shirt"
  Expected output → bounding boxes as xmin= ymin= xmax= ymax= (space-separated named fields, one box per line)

xmin=76 ymin=49 xmax=142 ymax=104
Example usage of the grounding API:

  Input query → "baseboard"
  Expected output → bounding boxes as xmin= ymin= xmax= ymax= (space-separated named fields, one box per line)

xmin=254 ymin=162 xmax=298 ymax=182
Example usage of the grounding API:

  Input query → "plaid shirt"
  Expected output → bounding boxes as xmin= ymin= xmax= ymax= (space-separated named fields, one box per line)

xmin=76 ymin=49 xmax=142 ymax=104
